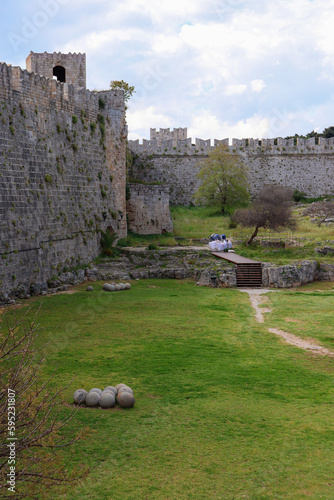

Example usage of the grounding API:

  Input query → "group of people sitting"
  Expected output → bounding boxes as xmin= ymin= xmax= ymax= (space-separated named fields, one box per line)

xmin=208 ymin=233 xmax=233 ymax=251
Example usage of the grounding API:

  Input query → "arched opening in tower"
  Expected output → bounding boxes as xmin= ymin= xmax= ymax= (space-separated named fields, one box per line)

xmin=53 ymin=65 xmax=66 ymax=83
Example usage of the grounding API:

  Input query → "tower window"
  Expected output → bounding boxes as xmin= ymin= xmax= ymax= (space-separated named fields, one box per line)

xmin=53 ymin=65 xmax=66 ymax=83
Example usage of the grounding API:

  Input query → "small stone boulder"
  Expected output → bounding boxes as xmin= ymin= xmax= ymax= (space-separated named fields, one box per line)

xmin=103 ymin=283 xmax=115 ymax=292
xmin=89 ymin=388 xmax=102 ymax=395
xmin=86 ymin=391 xmax=100 ymax=407
xmin=73 ymin=389 xmax=87 ymax=404
xmin=99 ymin=392 xmax=116 ymax=408
xmin=118 ymin=386 xmax=134 ymax=395
xmin=117 ymin=391 xmax=135 ymax=408
xmin=115 ymin=383 xmax=127 ymax=391
xmin=86 ymin=286 xmax=94 ymax=292
xmin=103 ymin=386 xmax=117 ymax=395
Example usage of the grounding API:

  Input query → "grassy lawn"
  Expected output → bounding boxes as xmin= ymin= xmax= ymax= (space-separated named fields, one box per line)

xmin=6 ymin=280 xmax=334 ymax=499
xmin=170 ymin=205 xmax=334 ymax=265
xmin=264 ymin=281 xmax=334 ymax=350
xmin=99 ymin=206 xmax=334 ymax=266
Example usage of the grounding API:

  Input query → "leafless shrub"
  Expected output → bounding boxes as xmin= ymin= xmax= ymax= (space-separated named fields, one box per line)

xmin=233 ymin=185 xmax=296 ymax=245
xmin=303 ymin=200 xmax=334 ymax=226
xmin=0 ymin=305 xmax=89 ymax=498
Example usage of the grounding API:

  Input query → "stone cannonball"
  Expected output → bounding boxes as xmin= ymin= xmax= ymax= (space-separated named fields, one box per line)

xmin=117 ymin=391 xmax=135 ymax=408
xmin=119 ymin=283 xmax=126 ymax=290
xmin=125 ymin=283 xmax=131 ymax=290
xmin=103 ymin=386 xmax=117 ymax=395
xmin=115 ymin=284 xmax=121 ymax=291
xmin=73 ymin=389 xmax=87 ymax=404
xmin=99 ymin=392 xmax=116 ymax=408
xmin=118 ymin=386 xmax=134 ymax=396
xmin=89 ymin=388 xmax=102 ymax=395
xmin=103 ymin=284 xmax=115 ymax=292
xmin=86 ymin=391 xmax=100 ymax=407
xmin=115 ymin=383 xmax=127 ymax=391
xmin=103 ymin=389 xmax=116 ymax=398
xmin=86 ymin=286 xmax=94 ymax=292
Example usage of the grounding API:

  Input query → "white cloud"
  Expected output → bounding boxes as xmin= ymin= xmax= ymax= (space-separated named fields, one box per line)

xmin=7 ymin=0 xmax=334 ymax=141
xmin=188 ymin=110 xmax=270 ymax=141
xmin=61 ymin=27 xmax=148 ymax=55
xmin=151 ymin=33 xmax=183 ymax=55
xmin=250 ymin=79 xmax=266 ymax=92
xmin=224 ymin=84 xmax=247 ymax=96
xmin=127 ymin=106 xmax=171 ymax=139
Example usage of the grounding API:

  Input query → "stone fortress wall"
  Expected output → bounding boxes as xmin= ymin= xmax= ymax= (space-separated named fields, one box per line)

xmin=126 ymin=183 xmax=173 ymax=235
xmin=0 ymin=52 xmax=127 ymax=298
xmin=128 ymin=128 xmax=334 ymax=205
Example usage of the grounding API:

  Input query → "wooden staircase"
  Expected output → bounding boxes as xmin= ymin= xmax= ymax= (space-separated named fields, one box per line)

xmin=236 ymin=262 xmax=262 ymax=288
xmin=211 ymin=251 xmax=263 ymax=288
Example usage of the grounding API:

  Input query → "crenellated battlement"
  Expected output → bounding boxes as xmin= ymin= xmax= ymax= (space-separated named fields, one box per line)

xmin=129 ymin=129 xmax=334 ymax=157
xmin=26 ymin=51 xmax=86 ymax=90
xmin=128 ymin=127 xmax=334 ymax=206
xmin=0 ymin=61 xmax=124 ymax=125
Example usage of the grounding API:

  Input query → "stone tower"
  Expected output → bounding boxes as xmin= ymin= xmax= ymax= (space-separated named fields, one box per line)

xmin=26 ymin=51 xmax=86 ymax=90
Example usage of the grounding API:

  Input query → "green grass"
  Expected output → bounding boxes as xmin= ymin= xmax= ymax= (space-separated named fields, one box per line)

xmin=6 ymin=280 xmax=334 ymax=499
xmin=104 ymin=206 xmax=334 ymax=266
xmin=170 ymin=205 xmax=334 ymax=264
xmin=117 ymin=231 xmax=177 ymax=248
xmin=171 ymin=205 xmax=231 ymax=239
xmin=264 ymin=281 xmax=334 ymax=349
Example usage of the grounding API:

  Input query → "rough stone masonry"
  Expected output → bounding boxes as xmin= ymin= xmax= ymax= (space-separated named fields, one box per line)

xmin=128 ymin=128 xmax=334 ymax=205
xmin=0 ymin=52 xmax=127 ymax=298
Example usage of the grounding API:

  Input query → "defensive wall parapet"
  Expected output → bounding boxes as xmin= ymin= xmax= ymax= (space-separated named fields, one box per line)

xmin=129 ymin=133 xmax=334 ymax=157
xmin=128 ymin=128 xmax=334 ymax=205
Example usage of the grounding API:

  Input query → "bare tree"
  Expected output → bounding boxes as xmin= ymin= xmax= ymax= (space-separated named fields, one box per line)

xmin=0 ymin=306 xmax=89 ymax=499
xmin=303 ymin=200 xmax=334 ymax=226
xmin=233 ymin=185 xmax=296 ymax=245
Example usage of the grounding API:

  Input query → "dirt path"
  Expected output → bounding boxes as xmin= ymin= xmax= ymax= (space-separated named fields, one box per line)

xmin=238 ymin=288 xmax=272 ymax=323
xmin=239 ymin=288 xmax=334 ymax=356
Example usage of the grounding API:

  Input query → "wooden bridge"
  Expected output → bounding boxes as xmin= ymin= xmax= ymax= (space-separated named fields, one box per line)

xmin=211 ymin=252 xmax=262 ymax=288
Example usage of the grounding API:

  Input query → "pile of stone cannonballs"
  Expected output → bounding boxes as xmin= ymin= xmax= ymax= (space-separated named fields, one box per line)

xmin=103 ymin=283 xmax=131 ymax=292
xmin=86 ymin=283 xmax=132 ymax=292
xmin=73 ymin=384 xmax=135 ymax=409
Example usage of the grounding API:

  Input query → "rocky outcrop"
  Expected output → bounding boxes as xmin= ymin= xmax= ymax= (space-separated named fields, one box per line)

xmin=315 ymin=263 xmax=334 ymax=281
xmin=316 ymin=246 xmax=334 ymax=256
xmin=262 ymin=260 xmax=317 ymax=288
xmin=3 ymin=250 xmax=334 ymax=305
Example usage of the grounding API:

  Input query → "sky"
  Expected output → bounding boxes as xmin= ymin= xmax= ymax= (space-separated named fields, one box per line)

xmin=1 ymin=0 xmax=334 ymax=142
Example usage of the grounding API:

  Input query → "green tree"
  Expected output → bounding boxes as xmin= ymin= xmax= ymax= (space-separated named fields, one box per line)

xmin=110 ymin=80 xmax=135 ymax=102
xmin=322 ymin=126 xmax=334 ymax=138
xmin=194 ymin=144 xmax=250 ymax=214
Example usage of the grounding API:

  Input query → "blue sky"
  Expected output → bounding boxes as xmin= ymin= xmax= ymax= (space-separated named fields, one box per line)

xmin=2 ymin=0 xmax=334 ymax=142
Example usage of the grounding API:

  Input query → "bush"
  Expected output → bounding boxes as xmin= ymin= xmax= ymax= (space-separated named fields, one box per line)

xmin=0 ymin=307 xmax=88 ymax=497
xmin=293 ymin=189 xmax=306 ymax=202
xmin=148 ymin=243 xmax=158 ymax=250
xmin=228 ymin=218 xmax=237 ymax=229
xmin=100 ymin=229 xmax=118 ymax=256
